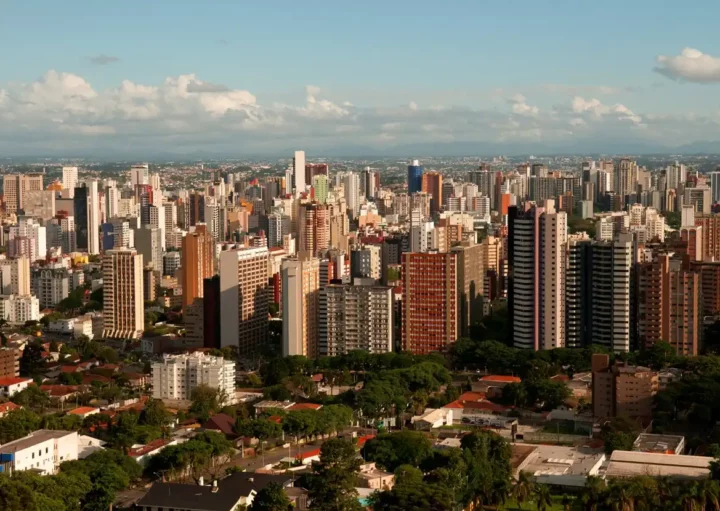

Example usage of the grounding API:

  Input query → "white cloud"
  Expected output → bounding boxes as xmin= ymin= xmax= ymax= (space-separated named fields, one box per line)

xmin=1 ymin=70 xmax=718 ymax=154
xmin=655 ymin=48 xmax=720 ymax=82
xmin=572 ymin=96 xmax=642 ymax=125
xmin=507 ymin=93 xmax=539 ymax=116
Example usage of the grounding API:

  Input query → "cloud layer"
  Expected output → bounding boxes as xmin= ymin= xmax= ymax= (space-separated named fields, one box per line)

xmin=655 ymin=48 xmax=720 ymax=83
xmin=88 ymin=54 xmax=120 ymax=66
xmin=0 ymin=70 xmax=717 ymax=155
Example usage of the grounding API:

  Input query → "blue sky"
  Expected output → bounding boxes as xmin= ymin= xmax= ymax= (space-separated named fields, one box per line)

xmin=2 ymin=1 xmax=720 ymax=155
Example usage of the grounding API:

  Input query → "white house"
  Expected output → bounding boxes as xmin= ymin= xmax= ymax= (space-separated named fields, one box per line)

xmin=411 ymin=408 xmax=453 ymax=430
xmin=0 ymin=377 xmax=32 ymax=397
xmin=77 ymin=435 xmax=106 ymax=459
xmin=0 ymin=430 xmax=79 ymax=475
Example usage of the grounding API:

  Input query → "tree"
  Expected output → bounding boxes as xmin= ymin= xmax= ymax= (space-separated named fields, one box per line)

xmin=11 ymin=385 xmax=50 ymax=411
xmin=513 ymin=471 xmax=535 ymax=510
xmin=189 ymin=385 xmax=220 ymax=422
xmin=141 ymin=399 xmax=172 ymax=428
xmin=307 ymin=438 xmax=362 ymax=511
xmin=19 ymin=342 xmax=45 ymax=377
xmin=249 ymin=482 xmax=291 ymax=511
xmin=0 ymin=408 xmax=41 ymax=443
xmin=533 ymin=484 xmax=553 ymax=511
xmin=601 ymin=416 xmax=639 ymax=455
xmin=363 ymin=431 xmax=433 ymax=472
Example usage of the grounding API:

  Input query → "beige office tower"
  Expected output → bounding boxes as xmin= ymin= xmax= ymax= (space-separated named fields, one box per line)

xmin=2 ymin=174 xmax=43 ymax=214
xmin=102 ymin=248 xmax=144 ymax=339
xmin=219 ymin=246 xmax=269 ymax=355
xmin=281 ymin=258 xmax=320 ymax=357
xmin=180 ymin=224 xmax=215 ymax=310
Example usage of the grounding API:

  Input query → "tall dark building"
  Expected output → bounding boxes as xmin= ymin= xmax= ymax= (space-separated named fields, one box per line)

xmin=203 ymin=276 xmax=221 ymax=349
xmin=74 ymin=186 xmax=89 ymax=250
xmin=189 ymin=192 xmax=205 ymax=227
xmin=407 ymin=159 xmax=423 ymax=194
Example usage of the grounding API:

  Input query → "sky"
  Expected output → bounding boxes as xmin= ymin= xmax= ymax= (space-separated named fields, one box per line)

xmin=2 ymin=0 xmax=720 ymax=157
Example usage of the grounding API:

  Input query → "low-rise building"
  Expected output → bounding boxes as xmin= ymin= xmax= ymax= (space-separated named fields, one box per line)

xmin=411 ymin=408 xmax=453 ymax=430
xmin=515 ymin=444 xmax=605 ymax=488
xmin=605 ymin=450 xmax=711 ymax=480
xmin=0 ymin=430 xmax=78 ymax=475
xmin=0 ymin=402 xmax=21 ymax=418
xmin=0 ymin=295 xmax=40 ymax=325
xmin=0 ymin=377 xmax=32 ymax=397
xmin=632 ymin=433 xmax=685 ymax=455
xmin=356 ymin=462 xmax=394 ymax=490
xmin=67 ymin=406 xmax=100 ymax=420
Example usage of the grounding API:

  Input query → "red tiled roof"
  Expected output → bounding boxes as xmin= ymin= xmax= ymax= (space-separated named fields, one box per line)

xmin=296 ymin=448 xmax=321 ymax=460
xmin=480 ymin=375 xmax=521 ymax=383
xmin=268 ymin=415 xmax=283 ymax=424
xmin=40 ymin=384 xmax=79 ymax=397
xmin=444 ymin=399 xmax=512 ymax=413
xmin=357 ymin=434 xmax=375 ymax=448
xmin=457 ymin=391 xmax=486 ymax=402
xmin=61 ymin=365 xmax=82 ymax=373
xmin=204 ymin=413 xmax=236 ymax=436
xmin=82 ymin=375 xmax=112 ymax=384
xmin=288 ymin=403 xmax=323 ymax=411
xmin=67 ymin=406 xmax=98 ymax=416
xmin=0 ymin=377 xmax=30 ymax=386
xmin=128 ymin=438 xmax=171 ymax=457
xmin=0 ymin=402 xmax=21 ymax=414
xmin=310 ymin=374 xmax=323 ymax=383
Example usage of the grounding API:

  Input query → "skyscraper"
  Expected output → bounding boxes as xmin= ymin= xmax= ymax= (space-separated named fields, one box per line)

xmin=62 ymin=167 xmax=78 ymax=198
xmin=2 ymin=174 xmax=43 ymax=214
xmin=219 ymin=246 xmax=269 ymax=355
xmin=342 ymin=172 xmax=361 ymax=218
xmin=451 ymin=242 xmax=484 ymax=338
xmin=298 ymin=202 xmax=329 ymax=258
xmin=318 ymin=280 xmax=393 ymax=356
xmin=407 ymin=159 xmax=423 ymax=194
xmin=422 ymin=171 xmax=443 ymax=213
xmin=312 ymin=174 xmax=329 ymax=204
xmin=180 ymin=224 xmax=215 ymax=310
xmin=401 ymin=252 xmax=458 ymax=354
xmin=711 ymin=170 xmax=720 ymax=204
xmin=102 ymin=248 xmax=144 ymax=339
xmin=293 ymin=150 xmax=306 ymax=193
xmin=281 ymin=258 xmax=320 ymax=357
xmin=134 ymin=227 xmax=163 ymax=272
xmin=508 ymin=200 xmax=567 ymax=350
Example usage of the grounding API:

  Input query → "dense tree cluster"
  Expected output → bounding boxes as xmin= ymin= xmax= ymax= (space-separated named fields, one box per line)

xmin=144 ymin=431 xmax=234 ymax=482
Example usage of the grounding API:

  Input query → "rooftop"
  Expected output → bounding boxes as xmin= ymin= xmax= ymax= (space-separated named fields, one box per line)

xmin=605 ymin=451 xmax=711 ymax=480
xmin=0 ymin=377 xmax=31 ymax=386
xmin=633 ymin=433 xmax=685 ymax=454
xmin=0 ymin=430 xmax=75 ymax=453
xmin=288 ymin=403 xmax=323 ymax=411
xmin=519 ymin=444 xmax=605 ymax=479
xmin=480 ymin=375 xmax=521 ymax=383
xmin=67 ymin=406 xmax=99 ymax=416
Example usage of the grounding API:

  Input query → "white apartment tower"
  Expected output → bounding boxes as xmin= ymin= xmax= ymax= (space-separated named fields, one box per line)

xmin=293 ymin=150 xmax=306 ymax=193
xmin=152 ymin=352 xmax=236 ymax=405
xmin=62 ymin=167 xmax=78 ymax=198
xmin=102 ymin=249 xmax=144 ymax=339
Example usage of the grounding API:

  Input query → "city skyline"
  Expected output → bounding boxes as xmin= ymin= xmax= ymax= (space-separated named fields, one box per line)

xmin=3 ymin=2 xmax=720 ymax=156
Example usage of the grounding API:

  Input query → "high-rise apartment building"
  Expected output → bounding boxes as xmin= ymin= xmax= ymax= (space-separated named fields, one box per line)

xmin=180 ymin=224 xmax=215 ymax=310
xmin=0 ymin=256 xmax=30 ymax=296
xmin=2 ymin=174 xmax=43 ymax=214
xmin=102 ymin=248 xmax=144 ymax=339
xmin=421 ymin=171 xmax=443 ymax=214
xmin=62 ymin=167 xmax=78 ymax=197
xmin=312 ymin=174 xmax=329 ymax=204
xmin=318 ymin=279 xmax=393 ymax=356
xmin=31 ymin=267 xmax=71 ymax=309
xmin=134 ymin=227 xmax=163 ymax=272
xmin=73 ymin=181 xmax=100 ymax=255
xmin=451 ymin=242 xmax=484 ymax=338
xmin=711 ymin=170 xmax=720 ymax=204
xmin=508 ymin=200 xmax=567 ymax=350
xmin=298 ymin=202 xmax=330 ymax=258
xmin=637 ymin=256 xmax=700 ymax=356
xmin=281 ymin=258 xmax=320 ymax=357
xmin=407 ymin=160 xmax=423 ymax=194
xmin=0 ymin=348 xmax=19 ymax=379
xmin=219 ymin=246 xmax=269 ymax=355
xmin=293 ymin=150 xmax=306 ymax=193
xmin=401 ymin=252 xmax=458 ymax=354
xmin=565 ymin=233 xmax=591 ymax=348
xmin=684 ymin=186 xmax=712 ymax=215
xmin=614 ymin=159 xmax=638 ymax=206
xmin=152 ymin=352 xmax=236 ymax=405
